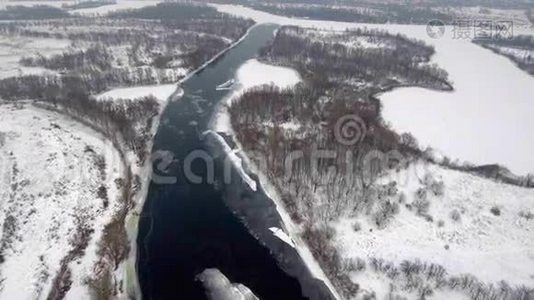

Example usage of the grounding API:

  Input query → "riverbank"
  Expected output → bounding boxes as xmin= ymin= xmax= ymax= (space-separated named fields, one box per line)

xmin=207 ymin=59 xmax=341 ymax=299
xmin=122 ymin=87 xmax=182 ymax=299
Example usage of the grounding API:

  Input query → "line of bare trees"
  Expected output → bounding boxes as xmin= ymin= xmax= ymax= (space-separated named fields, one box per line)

xmin=259 ymin=26 xmax=451 ymax=91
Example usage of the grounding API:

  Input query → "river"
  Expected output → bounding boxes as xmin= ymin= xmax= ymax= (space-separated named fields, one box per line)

xmin=136 ymin=24 xmax=308 ymax=299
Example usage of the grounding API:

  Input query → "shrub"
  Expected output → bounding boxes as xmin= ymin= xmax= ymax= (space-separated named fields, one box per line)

xmin=343 ymin=257 xmax=366 ymax=272
xmin=518 ymin=210 xmax=534 ymax=220
xmin=85 ymin=267 xmax=113 ymax=300
xmin=490 ymin=206 xmax=501 ymax=216
xmin=353 ymin=222 xmax=362 ymax=232
xmin=430 ymin=181 xmax=445 ymax=197
xmin=338 ymin=274 xmax=359 ymax=298
xmin=374 ymin=201 xmax=400 ymax=229
xmin=413 ymin=198 xmax=430 ymax=215
xmin=450 ymin=209 xmax=461 ymax=222
xmin=437 ymin=220 xmax=445 ymax=227
xmin=419 ymin=284 xmax=434 ymax=299
xmin=422 ymin=214 xmax=434 ymax=223
xmin=355 ymin=257 xmax=366 ymax=272
xmin=97 ymin=185 xmax=109 ymax=208
xmin=97 ymin=216 xmax=130 ymax=270
xmin=415 ymin=188 xmax=427 ymax=202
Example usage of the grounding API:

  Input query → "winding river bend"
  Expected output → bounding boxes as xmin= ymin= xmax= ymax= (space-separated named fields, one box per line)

xmin=137 ymin=24 xmax=307 ymax=299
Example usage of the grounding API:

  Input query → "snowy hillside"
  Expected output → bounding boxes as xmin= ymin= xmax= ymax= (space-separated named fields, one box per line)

xmin=333 ymin=162 xmax=534 ymax=299
xmin=0 ymin=103 xmax=123 ymax=299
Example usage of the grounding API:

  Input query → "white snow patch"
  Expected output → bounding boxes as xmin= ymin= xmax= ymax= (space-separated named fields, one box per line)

xmin=235 ymin=58 xmax=301 ymax=90
xmin=333 ymin=162 xmax=534 ymax=298
xmin=96 ymin=83 xmax=178 ymax=103
xmin=269 ymin=227 xmax=296 ymax=248
xmin=71 ymin=0 xmax=162 ymax=16
xmin=212 ymin=58 xmax=301 ymax=133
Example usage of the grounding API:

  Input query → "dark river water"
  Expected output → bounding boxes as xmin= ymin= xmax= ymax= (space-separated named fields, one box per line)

xmin=137 ymin=24 xmax=307 ymax=300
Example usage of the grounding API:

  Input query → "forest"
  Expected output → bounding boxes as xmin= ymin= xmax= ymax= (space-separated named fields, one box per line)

xmin=259 ymin=26 xmax=451 ymax=92
xmin=206 ymin=0 xmax=534 ymax=10
xmin=228 ymin=26 xmax=452 ymax=298
xmin=247 ymin=2 xmax=454 ymax=25
xmin=474 ymin=35 xmax=534 ymax=76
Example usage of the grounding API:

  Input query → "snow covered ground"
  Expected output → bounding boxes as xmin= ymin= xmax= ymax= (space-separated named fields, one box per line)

xmin=333 ymin=162 xmax=534 ymax=298
xmin=196 ymin=268 xmax=258 ymax=300
xmin=96 ymin=83 xmax=179 ymax=103
xmin=0 ymin=35 xmax=70 ymax=79
xmin=71 ymin=0 xmax=162 ymax=16
xmin=211 ymin=58 xmax=301 ymax=132
xmin=213 ymin=4 xmax=534 ymax=176
xmin=0 ymin=102 xmax=123 ymax=299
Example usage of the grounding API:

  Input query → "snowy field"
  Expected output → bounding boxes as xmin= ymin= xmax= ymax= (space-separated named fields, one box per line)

xmin=96 ymin=83 xmax=178 ymax=103
xmin=71 ymin=0 xmax=162 ymax=16
xmin=0 ymin=103 xmax=123 ymax=299
xmin=0 ymin=35 xmax=71 ymax=79
xmin=333 ymin=162 xmax=534 ymax=298
xmin=213 ymin=4 xmax=534 ymax=176
xmin=211 ymin=58 xmax=301 ymax=132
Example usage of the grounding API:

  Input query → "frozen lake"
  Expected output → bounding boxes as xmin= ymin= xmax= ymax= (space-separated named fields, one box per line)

xmin=214 ymin=4 xmax=534 ymax=175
